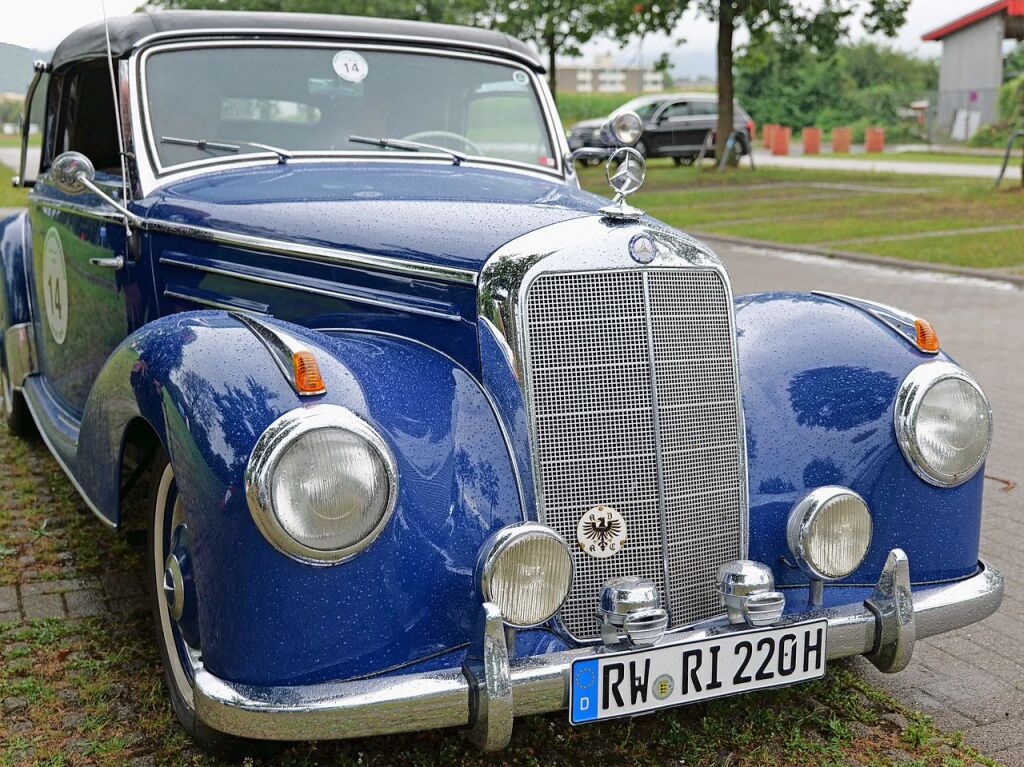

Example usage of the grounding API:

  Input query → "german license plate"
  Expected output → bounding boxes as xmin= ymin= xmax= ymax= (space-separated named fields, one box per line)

xmin=569 ymin=620 xmax=826 ymax=724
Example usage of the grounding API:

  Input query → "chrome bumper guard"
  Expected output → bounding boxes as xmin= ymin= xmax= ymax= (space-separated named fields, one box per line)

xmin=194 ymin=552 xmax=1002 ymax=749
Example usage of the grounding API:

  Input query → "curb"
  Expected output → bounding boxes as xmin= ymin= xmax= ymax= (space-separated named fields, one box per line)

xmin=691 ymin=231 xmax=1024 ymax=288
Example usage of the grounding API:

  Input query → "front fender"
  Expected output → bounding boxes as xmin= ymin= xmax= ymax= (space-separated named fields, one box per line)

xmin=0 ymin=211 xmax=31 ymax=331
xmin=79 ymin=311 xmax=525 ymax=686
xmin=736 ymin=292 xmax=984 ymax=588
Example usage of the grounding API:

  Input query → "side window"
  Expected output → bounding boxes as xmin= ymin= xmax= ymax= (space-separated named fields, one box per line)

xmin=52 ymin=60 xmax=121 ymax=174
xmin=690 ymin=101 xmax=717 ymax=116
xmin=661 ymin=102 xmax=691 ymax=119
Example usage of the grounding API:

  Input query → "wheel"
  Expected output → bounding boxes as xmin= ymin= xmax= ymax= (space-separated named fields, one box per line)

xmin=0 ymin=353 xmax=36 ymax=438
xmin=635 ymin=139 xmax=648 ymax=158
xmin=147 ymin=453 xmax=242 ymax=751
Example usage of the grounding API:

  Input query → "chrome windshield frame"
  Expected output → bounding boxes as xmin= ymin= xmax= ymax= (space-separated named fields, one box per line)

xmin=130 ymin=38 xmax=568 ymax=195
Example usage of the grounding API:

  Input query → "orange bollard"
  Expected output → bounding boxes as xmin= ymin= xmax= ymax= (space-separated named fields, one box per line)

xmin=865 ymin=127 xmax=885 ymax=153
xmin=803 ymin=127 xmax=822 ymax=155
xmin=832 ymin=127 xmax=852 ymax=153
xmin=772 ymin=127 xmax=791 ymax=156
xmin=763 ymin=123 xmax=777 ymax=150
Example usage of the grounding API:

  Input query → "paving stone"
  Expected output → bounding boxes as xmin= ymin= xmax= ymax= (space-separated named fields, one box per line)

xmin=0 ymin=610 xmax=18 ymax=626
xmin=2 ymin=696 xmax=27 ymax=712
xmin=22 ymin=592 xmax=63 ymax=620
xmin=62 ymin=712 xmax=86 ymax=730
xmin=64 ymin=589 xmax=105 ymax=618
xmin=0 ymin=585 xmax=17 ymax=612
xmin=962 ymin=720 xmax=1024 ymax=755
xmin=21 ymin=578 xmax=90 ymax=596
xmin=101 ymin=573 xmax=143 ymax=598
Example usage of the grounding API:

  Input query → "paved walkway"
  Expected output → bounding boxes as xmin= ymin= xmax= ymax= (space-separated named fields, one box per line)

xmin=719 ymin=241 xmax=1024 ymax=766
xmin=752 ymin=148 xmax=1022 ymax=181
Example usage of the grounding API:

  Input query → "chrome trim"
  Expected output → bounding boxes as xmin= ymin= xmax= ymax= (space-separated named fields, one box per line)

xmin=475 ymin=522 xmax=573 ymax=629
xmin=717 ymin=560 xmax=785 ymax=627
xmin=479 ymin=216 xmax=750 ymax=642
xmin=864 ymin=548 xmax=915 ymax=673
xmin=245 ymin=404 xmax=398 ymax=566
xmin=131 ymin=26 xmax=543 ymax=70
xmin=894 ymin=361 xmax=993 ymax=488
xmin=813 ymin=292 xmax=939 ymax=355
xmin=164 ymin=550 xmax=185 ymax=622
xmin=149 ymin=219 xmax=478 ymax=286
xmin=786 ymin=486 xmax=872 ymax=587
xmin=4 ymin=323 xmax=38 ymax=387
xmin=233 ymin=313 xmax=326 ymax=397
xmin=18 ymin=61 xmax=47 ymax=188
xmin=163 ymin=288 xmax=269 ymax=315
xmin=193 ymin=557 xmax=1003 ymax=743
xmin=462 ymin=602 xmax=513 ymax=751
xmin=133 ymin=40 xmax=563 ymax=186
xmin=596 ymin=576 xmax=667 ymax=648
xmin=159 ymin=255 xmax=461 ymax=321
xmin=35 ymin=198 xmax=128 ymax=225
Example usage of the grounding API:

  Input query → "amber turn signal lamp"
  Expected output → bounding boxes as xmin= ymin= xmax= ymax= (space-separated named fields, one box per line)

xmin=914 ymin=319 xmax=940 ymax=353
xmin=292 ymin=351 xmax=326 ymax=394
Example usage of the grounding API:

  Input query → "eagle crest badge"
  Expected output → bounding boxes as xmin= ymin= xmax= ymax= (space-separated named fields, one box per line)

xmin=576 ymin=505 xmax=627 ymax=559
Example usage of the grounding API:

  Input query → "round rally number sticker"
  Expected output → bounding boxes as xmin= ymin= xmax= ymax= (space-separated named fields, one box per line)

xmin=333 ymin=50 xmax=368 ymax=83
xmin=42 ymin=228 xmax=68 ymax=345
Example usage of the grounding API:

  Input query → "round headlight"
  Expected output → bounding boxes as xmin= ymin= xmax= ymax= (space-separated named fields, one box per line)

xmin=895 ymin=361 xmax=992 ymax=487
xmin=246 ymin=405 xmax=397 ymax=565
xmin=787 ymin=487 xmax=872 ymax=581
xmin=477 ymin=523 xmax=573 ymax=628
xmin=607 ymin=111 xmax=643 ymax=146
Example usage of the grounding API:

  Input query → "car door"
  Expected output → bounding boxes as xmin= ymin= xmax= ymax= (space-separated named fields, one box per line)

xmin=646 ymin=100 xmax=689 ymax=155
xmin=27 ymin=59 xmax=138 ymax=416
xmin=671 ymin=100 xmax=716 ymax=150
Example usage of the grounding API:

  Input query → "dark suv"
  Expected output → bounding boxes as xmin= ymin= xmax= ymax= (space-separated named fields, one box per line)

xmin=568 ymin=93 xmax=754 ymax=164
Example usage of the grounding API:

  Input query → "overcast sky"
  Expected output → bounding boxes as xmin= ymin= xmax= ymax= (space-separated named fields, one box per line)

xmin=0 ymin=0 xmax=993 ymax=75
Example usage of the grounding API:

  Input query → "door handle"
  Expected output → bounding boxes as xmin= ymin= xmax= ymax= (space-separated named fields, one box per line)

xmin=89 ymin=256 xmax=124 ymax=270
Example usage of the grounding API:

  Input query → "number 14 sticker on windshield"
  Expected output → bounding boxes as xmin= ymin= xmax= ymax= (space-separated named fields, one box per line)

xmin=333 ymin=50 xmax=368 ymax=83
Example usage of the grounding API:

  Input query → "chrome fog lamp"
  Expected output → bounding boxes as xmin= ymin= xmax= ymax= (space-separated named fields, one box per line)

xmin=895 ymin=361 xmax=992 ymax=487
xmin=718 ymin=560 xmax=785 ymax=627
xmin=607 ymin=110 xmax=643 ymax=146
xmin=246 ymin=404 xmax=397 ymax=565
xmin=477 ymin=523 xmax=573 ymax=628
xmin=788 ymin=487 xmax=872 ymax=603
xmin=596 ymin=576 xmax=668 ymax=648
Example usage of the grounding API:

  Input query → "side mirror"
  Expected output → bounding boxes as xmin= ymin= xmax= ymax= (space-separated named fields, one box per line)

xmin=50 ymin=151 xmax=145 ymax=230
xmin=52 ymin=151 xmax=95 ymax=195
xmin=605 ymin=111 xmax=643 ymax=146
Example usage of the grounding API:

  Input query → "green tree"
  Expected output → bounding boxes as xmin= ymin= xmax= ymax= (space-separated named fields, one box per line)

xmin=613 ymin=0 xmax=910 ymax=161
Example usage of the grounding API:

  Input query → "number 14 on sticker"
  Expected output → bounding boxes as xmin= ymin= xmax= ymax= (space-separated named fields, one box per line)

xmin=333 ymin=51 xmax=368 ymax=83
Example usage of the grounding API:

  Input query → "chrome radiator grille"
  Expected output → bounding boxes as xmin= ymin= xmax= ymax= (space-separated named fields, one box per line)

xmin=522 ymin=268 xmax=744 ymax=640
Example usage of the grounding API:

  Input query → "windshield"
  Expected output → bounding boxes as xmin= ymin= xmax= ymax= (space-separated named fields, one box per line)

xmin=615 ymin=97 xmax=664 ymax=120
xmin=144 ymin=45 xmax=557 ymax=172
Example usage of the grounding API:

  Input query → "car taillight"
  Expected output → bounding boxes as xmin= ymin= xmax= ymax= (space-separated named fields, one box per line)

xmin=746 ymin=119 xmax=754 ymax=136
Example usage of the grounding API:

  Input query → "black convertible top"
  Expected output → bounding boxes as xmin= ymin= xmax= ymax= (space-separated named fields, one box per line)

xmin=50 ymin=10 xmax=542 ymax=71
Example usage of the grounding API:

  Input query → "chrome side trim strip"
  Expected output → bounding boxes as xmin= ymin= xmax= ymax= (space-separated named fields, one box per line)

xmin=4 ymin=322 xmax=38 ymax=387
xmin=149 ymin=220 xmax=478 ymax=286
xmin=813 ymin=291 xmax=939 ymax=355
xmin=159 ymin=254 xmax=462 ymax=321
xmin=193 ymin=559 xmax=1003 ymax=742
xmin=640 ymin=271 xmax=673 ymax=623
xmin=35 ymin=198 xmax=128 ymax=225
xmin=232 ymin=313 xmax=326 ymax=397
xmin=163 ymin=288 xmax=268 ymax=315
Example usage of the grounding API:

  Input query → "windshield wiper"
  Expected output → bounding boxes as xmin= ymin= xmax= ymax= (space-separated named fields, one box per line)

xmin=160 ymin=136 xmax=293 ymax=164
xmin=348 ymin=134 xmax=465 ymax=166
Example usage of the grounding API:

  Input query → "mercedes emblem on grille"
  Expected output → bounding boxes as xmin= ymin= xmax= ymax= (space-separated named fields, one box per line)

xmin=629 ymin=233 xmax=657 ymax=264
xmin=577 ymin=505 xmax=627 ymax=559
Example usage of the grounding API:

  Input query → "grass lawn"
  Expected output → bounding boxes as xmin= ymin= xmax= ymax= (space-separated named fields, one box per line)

xmin=0 ymin=163 xmax=30 ymax=209
xmin=0 ymin=419 xmax=1002 ymax=766
xmin=579 ymin=161 xmax=1024 ymax=271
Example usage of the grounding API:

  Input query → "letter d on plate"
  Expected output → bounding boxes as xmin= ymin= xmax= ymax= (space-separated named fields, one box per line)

xmin=571 ymin=660 xmax=599 ymax=723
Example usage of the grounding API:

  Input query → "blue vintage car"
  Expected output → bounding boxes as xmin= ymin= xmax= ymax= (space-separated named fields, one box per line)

xmin=1 ymin=10 xmax=1002 ymax=750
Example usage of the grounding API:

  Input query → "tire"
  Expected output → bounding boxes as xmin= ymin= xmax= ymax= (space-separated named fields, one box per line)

xmin=0 ymin=355 xmax=36 ymax=438
xmin=147 ymin=453 xmax=243 ymax=752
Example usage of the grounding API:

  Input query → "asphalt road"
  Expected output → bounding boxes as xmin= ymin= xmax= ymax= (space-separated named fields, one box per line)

xmin=718 ymin=241 xmax=1024 ymax=764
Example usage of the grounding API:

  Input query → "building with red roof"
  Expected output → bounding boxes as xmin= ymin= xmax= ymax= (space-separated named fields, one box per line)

xmin=922 ymin=1 xmax=1024 ymax=135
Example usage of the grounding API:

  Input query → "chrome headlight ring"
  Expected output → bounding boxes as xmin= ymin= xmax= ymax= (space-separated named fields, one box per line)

xmin=894 ymin=361 xmax=993 ymax=488
xmin=245 ymin=404 xmax=398 ymax=566
xmin=787 ymin=486 xmax=873 ymax=582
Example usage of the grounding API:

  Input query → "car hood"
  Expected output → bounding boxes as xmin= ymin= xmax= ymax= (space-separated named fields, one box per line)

xmin=570 ymin=118 xmax=606 ymax=131
xmin=143 ymin=162 xmax=611 ymax=274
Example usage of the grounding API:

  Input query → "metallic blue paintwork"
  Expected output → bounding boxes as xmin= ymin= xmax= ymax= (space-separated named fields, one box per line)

xmin=0 ymin=156 xmax=988 ymax=688
xmin=736 ymin=292 xmax=983 ymax=586
xmin=0 ymin=212 xmax=31 ymax=330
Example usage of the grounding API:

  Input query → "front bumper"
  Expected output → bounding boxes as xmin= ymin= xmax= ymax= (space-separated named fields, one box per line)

xmin=194 ymin=553 xmax=1002 ymax=748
